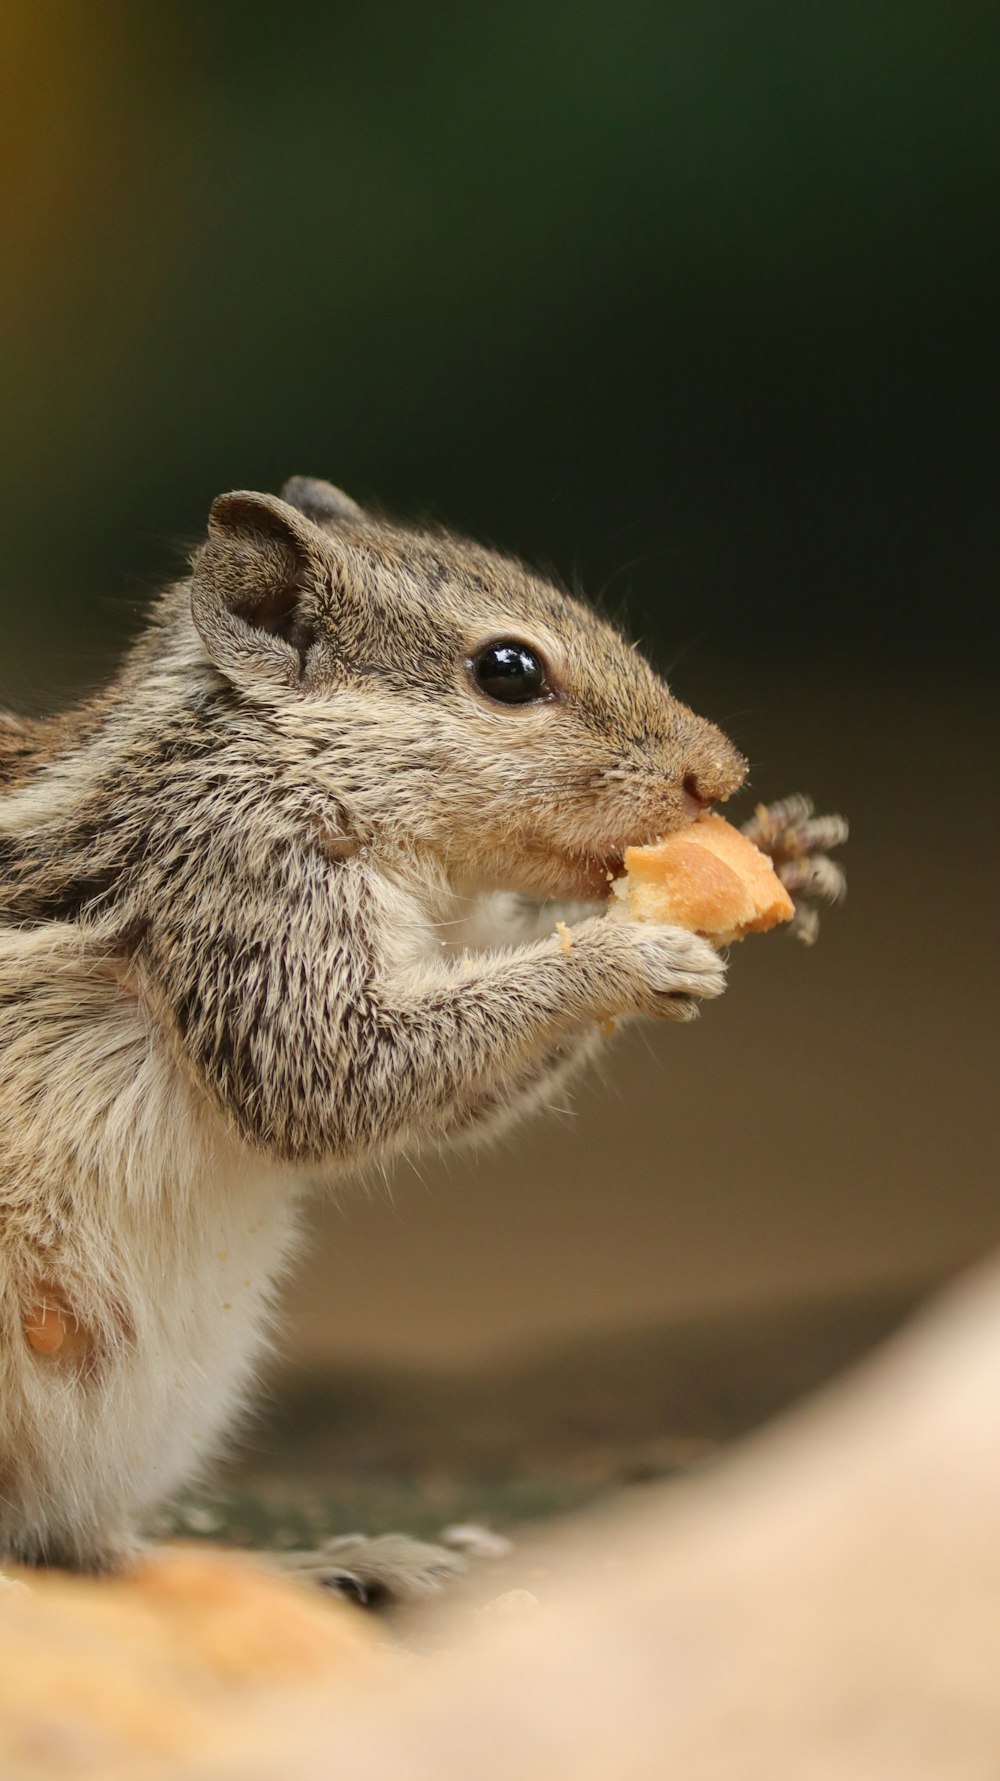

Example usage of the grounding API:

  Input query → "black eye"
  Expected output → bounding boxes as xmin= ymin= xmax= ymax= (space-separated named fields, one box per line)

xmin=471 ymin=641 xmax=551 ymax=705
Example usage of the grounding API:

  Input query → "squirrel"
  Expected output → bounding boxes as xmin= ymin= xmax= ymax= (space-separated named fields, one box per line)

xmin=0 ymin=478 xmax=846 ymax=1597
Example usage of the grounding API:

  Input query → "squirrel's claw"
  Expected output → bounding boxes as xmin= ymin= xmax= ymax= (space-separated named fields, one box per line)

xmin=741 ymin=794 xmax=848 ymax=946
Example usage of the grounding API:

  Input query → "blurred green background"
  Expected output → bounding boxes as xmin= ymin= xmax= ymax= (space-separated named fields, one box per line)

xmin=2 ymin=2 xmax=997 ymax=1377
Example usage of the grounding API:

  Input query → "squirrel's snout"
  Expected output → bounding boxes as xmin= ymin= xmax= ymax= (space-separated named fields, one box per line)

xmin=678 ymin=728 xmax=748 ymax=810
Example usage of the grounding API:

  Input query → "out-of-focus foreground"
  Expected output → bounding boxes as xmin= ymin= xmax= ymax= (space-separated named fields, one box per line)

xmin=6 ymin=1257 xmax=1000 ymax=1779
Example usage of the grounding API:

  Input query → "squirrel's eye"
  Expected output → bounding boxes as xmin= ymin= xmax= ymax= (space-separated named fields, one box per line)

xmin=471 ymin=641 xmax=550 ymax=705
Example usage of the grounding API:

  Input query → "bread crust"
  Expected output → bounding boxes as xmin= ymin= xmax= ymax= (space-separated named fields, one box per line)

xmin=610 ymin=813 xmax=794 ymax=944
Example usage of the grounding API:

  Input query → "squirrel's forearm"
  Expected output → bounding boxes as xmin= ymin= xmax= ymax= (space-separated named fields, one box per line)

xmin=145 ymin=857 xmax=620 ymax=1166
xmin=476 ymin=1023 xmax=606 ymax=1140
xmin=402 ymin=1020 xmax=606 ymax=1153
xmin=264 ymin=933 xmax=612 ymax=1162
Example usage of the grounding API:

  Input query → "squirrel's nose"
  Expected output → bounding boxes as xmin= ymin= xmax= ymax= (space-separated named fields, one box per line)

xmin=679 ymin=733 xmax=748 ymax=808
xmin=681 ymin=772 xmax=716 ymax=810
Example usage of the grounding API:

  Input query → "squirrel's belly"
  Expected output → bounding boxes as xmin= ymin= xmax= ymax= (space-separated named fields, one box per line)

xmin=0 ymin=1163 xmax=301 ymax=1567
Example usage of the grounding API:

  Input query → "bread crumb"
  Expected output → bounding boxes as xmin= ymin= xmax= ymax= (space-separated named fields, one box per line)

xmin=555 ymin=921 xmax=573 ymax=953
xmin=599 ymin=1018 xmax=617 ymax=1037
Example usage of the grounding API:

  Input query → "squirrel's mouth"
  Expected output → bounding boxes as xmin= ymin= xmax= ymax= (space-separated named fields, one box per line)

xmin=570 ymin=850 xmax=624 ymax=900
xmin=521 ymin=805 xmax=708 ymax=901
xmin=582 ymin=808 xmax=708 ymax=896
xmin=514 ymin=846 xmax=622 ymax=902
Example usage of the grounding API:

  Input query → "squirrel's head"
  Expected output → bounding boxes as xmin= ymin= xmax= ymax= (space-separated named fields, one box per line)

xmin=190 ymin=480 xmax=747 ymax=900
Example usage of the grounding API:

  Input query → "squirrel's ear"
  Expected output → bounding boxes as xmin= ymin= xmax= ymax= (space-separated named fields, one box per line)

xmin=280 ymin=475 xmax=367 ymax=528
xmin=191 ymin=491 xmax=329 ymax=689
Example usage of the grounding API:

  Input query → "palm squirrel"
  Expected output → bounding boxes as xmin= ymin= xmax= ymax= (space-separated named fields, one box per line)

xmin=0 ymin=478 xmax=845 ymax=1589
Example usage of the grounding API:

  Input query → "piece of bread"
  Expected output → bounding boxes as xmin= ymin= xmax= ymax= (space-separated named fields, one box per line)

xmin=609 ymin=813 xmax=794 ymax=944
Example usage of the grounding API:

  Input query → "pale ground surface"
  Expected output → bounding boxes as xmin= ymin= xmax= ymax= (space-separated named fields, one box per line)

xmin=287 ymin=1254 xmax=1000 ymax=1781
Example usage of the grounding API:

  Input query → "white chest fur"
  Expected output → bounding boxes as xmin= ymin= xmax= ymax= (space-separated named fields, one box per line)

xmin=1 ymin=1155 xmax=301 ymax=1569
xmin=0 ymin=931 xmax=304 ymax=1566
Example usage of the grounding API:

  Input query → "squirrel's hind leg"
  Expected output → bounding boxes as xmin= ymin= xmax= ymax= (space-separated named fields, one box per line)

xmin=272 ymin=1532 xmax=466 ymax=1610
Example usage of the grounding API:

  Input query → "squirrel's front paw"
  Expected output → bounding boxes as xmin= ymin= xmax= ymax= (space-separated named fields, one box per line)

xmin=608 ymin=922 xmax=726 ymax=1021
xmin=741 ymin=794 xmax=848 ymax=945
